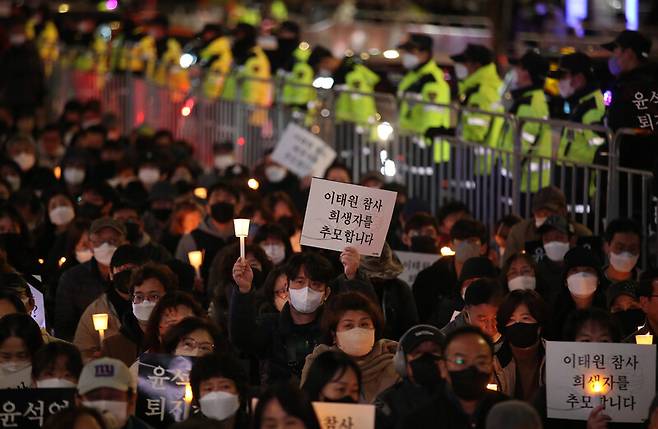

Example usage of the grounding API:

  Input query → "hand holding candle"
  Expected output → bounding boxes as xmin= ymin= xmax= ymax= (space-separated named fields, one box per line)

xmin=234 ymin=218 xmax=250 ymax=260
xmin=188 ymin=250 xmax=203 ymax=278
xmin=92 ymin=313 xmax=109 ymax=344
xmin=183 ymin=382 xmax=193 ymax=420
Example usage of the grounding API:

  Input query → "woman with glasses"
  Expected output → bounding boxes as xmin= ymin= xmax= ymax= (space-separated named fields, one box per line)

xmin=100 ymin=262 xmax=178 ymax=366
xmin=161 ymin=317 xmax=224 ymax=357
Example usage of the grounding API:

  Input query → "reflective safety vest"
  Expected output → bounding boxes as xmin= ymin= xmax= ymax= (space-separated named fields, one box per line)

xmin=458 ymin=63 xmax=504 ymax=173
xmin=222 ymin=46 xmax=272 ymax=107
xmin=200 ymin=36 xmax=233 ymax=99
xmin=558 ymin=89 xmax=606 ymax=164
xmin=280 ymin=61 xmax=315 ymax=107
xmin=27 ymin=20 xmax=59 ymax=77
xmin=499 ymin=87 xmax=552 ymax=193
xmin=334 ymin=64 xmax=379 ymax=126
xmin=142 ymin=36 xmax=189 ymax=94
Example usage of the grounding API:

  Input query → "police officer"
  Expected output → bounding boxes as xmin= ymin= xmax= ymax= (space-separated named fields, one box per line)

xmin=499 ymin=50 xmax=551 ymax=194
xmin=269 ymin=20 xmax=307 ymax=75
xmin=307 ymin=46 xmax=379 ymax=127
xmin=550 ymin=52 xmax=606 ymax=210
xmin=397 ymin=34 xmax=450 ymax=137
xmin=142 ymin=15 xmax=188 ymax=93
xmin=272 ymin=21 xmax=315 ymax=111
xmin=194 ymin=24 xmax=233 ymax=100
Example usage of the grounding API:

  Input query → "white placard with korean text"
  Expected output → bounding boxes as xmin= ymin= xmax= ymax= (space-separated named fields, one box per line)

xmin=313 ymin=402 xmax=375 ymax=429
xmin=394 ymin=251 xmax=439 ymax=286
xmin=271 ymin=123 xmax=336 ymax=178
xmin=300 ymin=178 xmax=397 ymax=257
xmin=546 ymin=341 xmax=656 ymax=423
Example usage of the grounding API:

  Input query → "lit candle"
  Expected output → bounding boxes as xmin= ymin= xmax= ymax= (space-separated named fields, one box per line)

xmin=636 ymin=332 xmax=653 ymax=345
xmin=92 ymin=313 xmax=109 ymax=344
xmin=234 ymin=218 xmax=250 ymax=260
xmin=183 ymin=382 xmax=193 ymax=420
xmin=187 ymin=251 xmax=203 ymax=278
xmin=193 ymin=187 xmax=207 ymax=200
xmin=58 ymin=256 xmax=66 ymax=267
xmin=53 ymin=166 xmax=61 ymax=180
xmin=486 ymin=384 xmax=498 ymax=391
xmin=440 ymin=246 xmax=455 ymax=257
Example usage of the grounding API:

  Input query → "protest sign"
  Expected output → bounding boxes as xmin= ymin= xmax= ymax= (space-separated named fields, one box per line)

xmin=0 ymin=365 xmax=32 ymax=389
xmin=312 ymin=402 xmax=375 ymax=429
xmin=26 ymin=275 xmax=46 ymax=329
xmin=271 ymin=123 xmax=336 ymax=178
xmin=136 ymin=354 xmax=195 ymax=427
xmin=394 ymin=251 xmax=439 ymax=286
xmin=300 ymin=178 xmax=397 ymax=257
xmin=546 ymin=341 xmax=656 ymax=423
xmin=0 ymin=388 xmax=74 ymax=428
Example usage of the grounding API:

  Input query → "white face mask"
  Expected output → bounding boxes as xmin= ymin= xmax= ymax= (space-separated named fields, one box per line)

xmin=132 ymin=301 xmax=157 ymax=322
xmin=567 ymin=272 xmax=598 ymax=298
xmin=64 ymin=167 xmax=86 ymax=185
xmin=49 ymin=205 xmax=75 ymax=226
xmin=609 ymin=251 xmax=639 ymax=273
xmin=36 ymin=378 xmax=77 ymax=389
xmin=199 ymin=391 xmax=240 ymax=421
xmin=13 ymin=153 xmax=36 ymax=172
xmin=214 ymin=155 xmax=235 ymax=170
xmin=534 ymin=216 xmax=547 ymax=228
xmin=336 ymin=327 xmax=375 ymax=357
xmin=402 ymin=53 xmax=420 ymax=70
xmin=5 ymin=174 xmax=20 ymax=191
xmin=138 ymin=167 xmax=160 ymax=186
xmin=265 ymin=166 xmax=287 ymax=183
xmin=558 ymin=78 xmax=575 ymax=98
xmin=0 ymin=361 xmax=30 ymax=374
xmin=274 ymin=295 xmax=287 ymax=312
xmin=508 ymin=275 xmax=536 ymax=291
xmin=543 ymin=241 xmax=569 ymax=262
xmin=93 ymin=243 xmax=118 ymax=266
xmin=288 ymin=286 xmax=324 ymax=314
xmin=76 ymin=248 xmax=94 ymax=263
xmin=454 ymin=63 xmax=469 ymax=80
xmin=82 ymin=400 xmax=129 ymax=429
xmin=261 ymin=243 xmax=286 ymax=265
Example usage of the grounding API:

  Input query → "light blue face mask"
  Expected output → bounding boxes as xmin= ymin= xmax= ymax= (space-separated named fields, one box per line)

xmin=608 ymin=56 xmax=622 ymax=76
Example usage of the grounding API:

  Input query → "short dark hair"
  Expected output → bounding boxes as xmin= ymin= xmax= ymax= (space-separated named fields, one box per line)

xmin=496 ymin=290 xmax=547 ymax=334
xmin=31 ymin=342 xmax=83 ymax=381
xmin=130 ymin=262 xmax=179 ymax=294
xmin=604 ymin=218 xmax=641 ymax=243
xmin=404 ymin=212 xmax=439 ymax=234
xmin=161 ymin=317 xmax=225 ymax=354
xmin=562 ymin=308 xmax=622 ymax=342
xmin=464 ymin=278 xmax=505 ymax=307
xmin=0 ymin=313 xmax=44 ymax=359
xmin=501 ymin=253 xmax=538 ymax=289
xmin=301 ymin=350 xmax=362 ymax=401
xmin=437 ymin=201 xmax=470 ymax=225
xmin=261 ymin=266 xmax=287 ymax=307
xmin=325 ymin=162 xmax=352 ymax=182
xmin=284 ymin=252 xmax=335 ymax=285
xmin=253 ymin=223 xmax=294 ymax=257
xmin=253 ymin=383 xmax=321 ymax=429
xmin=208 ymin=182 xmax=240 ymax=202
xmin=450 ymin=218 xmax=487 ymax=243
xmin=0 ymin=289 xmax=27 ymax=314
xmin=321 ymin=291 xmax=384 ymax=344
xmin=144 ymin=291 xmax=205 ymax=352
xmin=443 ymin=325 xmax=494 ymax=356
xmin=189 ymin=352 xmax=246 ymax=405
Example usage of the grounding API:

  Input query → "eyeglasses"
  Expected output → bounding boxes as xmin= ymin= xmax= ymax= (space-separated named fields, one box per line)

xmin=179 ymin=337 xmax=214 ymax=354
xmin=291 ymin=277 xmax=325 ymax=292
xmin=132 ymin=293 xmax=163 ymax=304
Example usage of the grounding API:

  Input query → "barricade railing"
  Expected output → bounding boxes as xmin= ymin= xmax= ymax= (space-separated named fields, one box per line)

xmin=48 ymin=64 xmax=658 ymax=265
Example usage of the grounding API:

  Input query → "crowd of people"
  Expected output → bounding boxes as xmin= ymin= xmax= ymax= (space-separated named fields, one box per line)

xmin=0 ymin=4 xmax=657 ymax=429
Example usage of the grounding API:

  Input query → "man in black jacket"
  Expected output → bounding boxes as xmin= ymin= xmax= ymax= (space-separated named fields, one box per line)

xmin=230 ymin=248 xmax=373 ymax=385
xmin=401 ymin=326 xmax=508 ymax=429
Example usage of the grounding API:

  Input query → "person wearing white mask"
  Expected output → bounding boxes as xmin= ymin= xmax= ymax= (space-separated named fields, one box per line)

xmin=231 ymin=249 xmax=374 ymax=385
xmin=76 ymin=357 xmax=150 ymax=429
xmin=136 ymin=160 xmax=162 ymax=190
xmin=503 ymin=186 xmax=592 ymax=266
xmin=32 ymin=342 xmax=83 ymax=389
xmin=173 ymin=352 xmax=249 ymax=428
xmin=198 ymin=142 xmax=248 ymax=188
xmin=502 ymin=253 xmax=540 ymax=294
xmin=534 ymin=215 xmax=575 ymax=306
xmin=47 ymin=193 xmax=76 ymax=232
xmin=601 ymin=218 xmax=641 ymax=290
xmin=55 ymin=217 xmax=127 ymax=342
xmin=0 ymin=314 xmax=44 ymax=387
xmin=254 ymin=224 xmax=292 ymax=267
xmin=300 ymin=291 xmax=399 ymax=403
xmin=548 ymin=247 xmax=606 ymax=340
xmin=101 ymin=262 xmax=177 ymax=367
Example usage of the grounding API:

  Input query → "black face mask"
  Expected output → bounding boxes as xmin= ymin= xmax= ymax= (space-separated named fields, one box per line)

xmin=409 ymin=354 xmax=443 ymax=389
xmin=611 ymin=308 xmax=646 ymax=337
xmin=151 ymin=208 xmax=172 ymax=222
xmin=78 ymin=203 xmax=102 ymax=220
xmin=278 ymin=216 xmax=297 ymax=237
xmin=210 ymin=202 xmax=234 ymax=223
xmin=411 ymin=235 xmax=438 ymax=254
xmin=324 ymin=396 xmax=357 ymax=404
xmin=112 ymin=270 xmax=133 ymax=295
xmin=448 ymin=366 xmax=490 ymax=401
xmin=505 ymin=322 xmax=540 ymax=349
xmin=124 ymin=221 xmax=141 ymax=244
